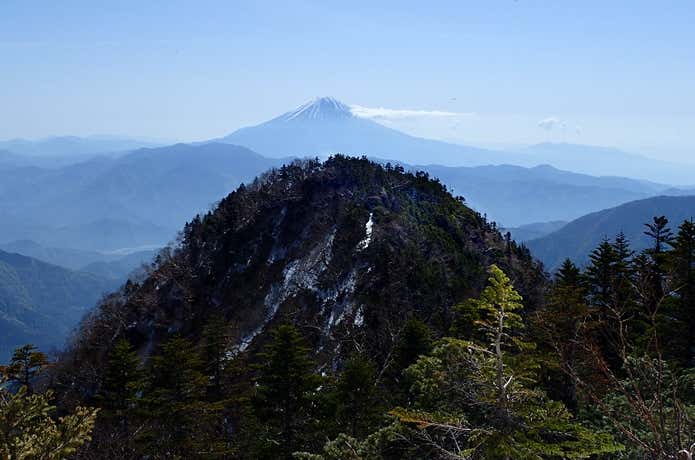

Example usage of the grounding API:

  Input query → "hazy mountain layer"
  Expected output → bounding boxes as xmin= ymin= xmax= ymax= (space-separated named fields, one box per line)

xmin=521 ymin=143 xmax=695 ymax=185
xmin=0 ymin=143 xmax=285 ymax=251
xmin=0 ymin=249 xmax=116 ymax=361
xmin=0 ymin=240 xmax=156 ymax=280
xmin=527 ymin=195 xmax=695 ymax=270
xmin=418 ymin=163 xmax=664 ymax=226
xmin=217 ymin=97 xmax=695 ymax=184
xmin=504 ymin=220 xmax=568 ymax=242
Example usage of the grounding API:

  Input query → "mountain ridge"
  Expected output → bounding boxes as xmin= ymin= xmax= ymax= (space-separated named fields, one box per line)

xmin=56 ymin=156 xmax=545 ymax=387
xmin=527 ymin=194 xmax=695 ymax=269
xmin=0 ymin=249 xmax=117 ymax=361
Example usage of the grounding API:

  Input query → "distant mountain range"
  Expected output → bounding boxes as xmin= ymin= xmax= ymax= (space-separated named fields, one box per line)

xmin=0 ymin=249 xmax=116 ymax=361
xmin=520 ymin=143 xmax=695 ymax=185
xmin=0 ymin=140 xmax=687 ymax=255
xmin=3 ymin=96 xmax=693 ymax=257
xmin=527 ymin=195 xmax=695 ymax=270
xmin=215 ymin=97 xmax=695 ymax=184
xmin=504 ymin=221 xmax=568 ymax=242
xmin=416 ymin=163 xmax=666 ymax=226
xmin=0 ymin=240 xmax=156 ymax=280
xmin=0 ymin=143 xmax=285 ymax=251
xmin=217 ymin=97 xmax=518 ymax=166
xmin=0 ymin=135 xmax=159 ymax=157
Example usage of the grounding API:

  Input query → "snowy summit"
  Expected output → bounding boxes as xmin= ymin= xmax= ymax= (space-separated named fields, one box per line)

xmin=280 ymin=96 xmax=354 ymax=121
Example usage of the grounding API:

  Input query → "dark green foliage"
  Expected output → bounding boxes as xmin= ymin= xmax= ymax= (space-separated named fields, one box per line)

xmin=140 ymin=335 xmax=223 ymax=458
xmin=99 ymin=338 xmax=143 ymax=422
xmin=391 ymin=318 xmax=433 ymax=379
xmin=252 ymin=324 xmax=323 ymax=459
xmin=534 ymin=259 xmax=588 ymax=409
xmin=669 ymin=220 xmax=695 ymax=365
xmin=201 ymin=314 xmax=237 ymax=398
xmin=644 ymin=215 xmax=674 ymax=256
xmin=331 ymin=355 xmax=384 ymax=438
xmin=542 ymin=219 xmax=695 ymax=458
xmin=391 ymin=266 xmax=620 ymax=459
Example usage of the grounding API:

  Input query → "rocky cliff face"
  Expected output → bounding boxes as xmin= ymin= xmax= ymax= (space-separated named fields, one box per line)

xmin=58 ymin=156 xmax=544 ymax=390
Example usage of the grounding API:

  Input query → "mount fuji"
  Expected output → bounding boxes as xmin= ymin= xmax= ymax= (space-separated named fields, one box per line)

xmin=216 ymin=97 xmax=516 ymax=166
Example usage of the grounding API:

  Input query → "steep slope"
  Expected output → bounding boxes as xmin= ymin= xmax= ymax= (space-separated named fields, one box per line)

xmin=218 ymin=97 xmax=516 ymax=166
xmin=58 ymin=156 xmax=544 ymax=392
xmin=527 ymin=195 xmax=695 ymax=270
xmin=0 ymin=250 xmax=116 ymax=361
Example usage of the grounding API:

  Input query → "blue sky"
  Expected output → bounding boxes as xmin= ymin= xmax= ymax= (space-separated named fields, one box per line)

xmin=1 ymin=0 xmax=694 ymax=160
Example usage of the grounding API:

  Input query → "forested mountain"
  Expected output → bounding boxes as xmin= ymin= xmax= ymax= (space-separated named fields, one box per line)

xmin=40 ymin=157 xmax=692 ymax=459
xmin=0 ymin=249 xmax=116 ymax=361
xmin=527 ymin=195 xmax=695 ymax=269
xmin=58 ymin=156 xmax=544 ymax=377
xmin=52 ymin=156 xmax=556 ymax=457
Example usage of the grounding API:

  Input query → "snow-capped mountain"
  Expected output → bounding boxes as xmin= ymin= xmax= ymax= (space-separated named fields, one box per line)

xmin=215 ymin=97 xmax=695 ymax=184
xmin=280 ymin=96 xmax=354 ymax=121
xmin=216 ymin=97 xmax=515 ymax=166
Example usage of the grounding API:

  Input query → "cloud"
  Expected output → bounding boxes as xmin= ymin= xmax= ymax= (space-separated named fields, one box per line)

xmin=350 ymin=105 xmax=474 ymax=120
xmin=537 ymin=117 xmax=565 ymax=131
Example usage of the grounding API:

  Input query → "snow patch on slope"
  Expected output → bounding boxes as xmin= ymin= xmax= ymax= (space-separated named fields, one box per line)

xmin=357 ymin=212 xmax=374 ymax=250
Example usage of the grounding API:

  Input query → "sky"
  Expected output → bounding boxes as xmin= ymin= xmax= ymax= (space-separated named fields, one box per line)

xmin=1 ymin=0 xmax=694 ymax=161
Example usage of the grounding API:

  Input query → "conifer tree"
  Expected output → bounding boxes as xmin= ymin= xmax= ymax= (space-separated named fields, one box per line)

xmin=585 ymin=239 xmax=625 ymax=369
xmin=643 ymin=216 xmax=674 ymax=309
xmin=586 ymin=238 xmax=617 ymax=311
xmin=2 ymin=344 xmax=48 ymax=394
xmin=391 ymin=265 xmax=620 ymax=459
xmin=669 ymin=219 xmax=695 ymax=365
xmin=332 ymin=355 xmax=382 ymax=438
xmin=253 ymin=324 xmax=323 ymax=459
xmin=143 ymin=335 xmax=217 ymax=458
xmin=100 ymin=338 xmax=144 ymax=429
xmin=201 ymin=314 xmax=237 ymax=398
xmin=391 ymin=317 xmax=433 ymax=379
xmin=536 ymin=259 xmax=590 ymax=409
xmin=645 ymin=216 xmax=674 ymax=256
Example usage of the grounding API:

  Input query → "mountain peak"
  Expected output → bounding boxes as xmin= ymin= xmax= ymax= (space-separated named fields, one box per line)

xmin=280 ymin=96 xmax=353 ymax=121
